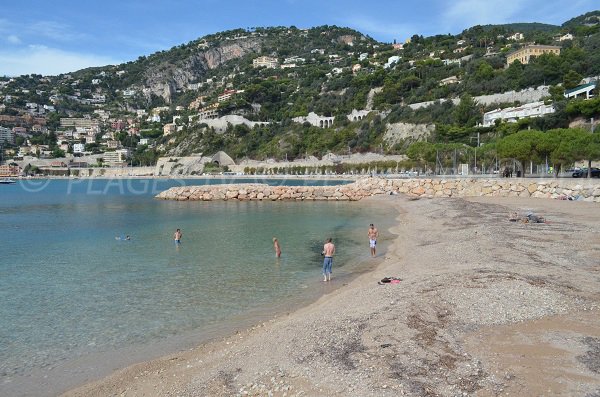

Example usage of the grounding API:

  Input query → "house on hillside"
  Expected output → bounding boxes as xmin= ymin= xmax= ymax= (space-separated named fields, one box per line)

xmin=253 ymin=56 xmax=278 ymax=69
xmin=508 ymin=32 xmax=524 ymax=41
xmin=439 ymin=76 xmax=460 ymax=86
xmin=218 ymin=89 xmax=238 ymax=102
xmin=384 ymin=56 xmax=401 ymax=69
xmin=482 ymin=101 xmax=555 ymax=127
xmin=564 ymin=82 xmax=596 ymax=100
xmin=506 ymin=45 xmax=561 ymax=66
xmin=163 ymin=123 xmax=177 ymax=136
xmin=558 ymin=33 xmax=574 ymax=42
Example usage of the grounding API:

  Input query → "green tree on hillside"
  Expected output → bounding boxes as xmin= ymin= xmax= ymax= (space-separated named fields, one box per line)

xmin=563 ymin=70 xmax=583 ymax=90
xmin=453 ymin=94 xmax=479 ymax=127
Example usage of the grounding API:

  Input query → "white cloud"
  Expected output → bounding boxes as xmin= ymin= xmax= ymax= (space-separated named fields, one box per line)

xmin=29 ymin=20 xmax=86 ymax=41
xmin=6 ymin=34 xmax=21 ymax=44
xmin=0 ymin=45 xmax=121 ymax=76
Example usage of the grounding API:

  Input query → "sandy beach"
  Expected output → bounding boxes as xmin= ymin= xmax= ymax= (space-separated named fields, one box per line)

xmin=63 ymin=195 xmax=600 ymax=397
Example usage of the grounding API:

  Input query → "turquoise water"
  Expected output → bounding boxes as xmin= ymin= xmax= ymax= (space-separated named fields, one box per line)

xmin=0 ymin=178 xmax=394 ymax=396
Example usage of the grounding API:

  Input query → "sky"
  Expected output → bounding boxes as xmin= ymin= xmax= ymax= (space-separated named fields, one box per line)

xmin=0 ymin=0 xmax=597 ymax=76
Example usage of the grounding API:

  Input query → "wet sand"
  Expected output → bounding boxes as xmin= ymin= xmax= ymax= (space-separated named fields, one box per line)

xmin=63 ymin=195 xmax=600 ymax=396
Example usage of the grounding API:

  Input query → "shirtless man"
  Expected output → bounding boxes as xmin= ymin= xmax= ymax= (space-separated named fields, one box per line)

xmin=273 ymin=237 xmax=282 ymax=258
xmin=322 ymin=238 xmax=335 ymax=282
xmin=173 ymin=228 xmax=182 ymax=243
xmin=368 ymin=223 xmax=379 ymax=257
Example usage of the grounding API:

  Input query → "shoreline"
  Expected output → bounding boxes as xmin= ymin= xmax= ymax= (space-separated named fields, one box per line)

xmin=62 ymin=194 xmax=600 ymax=396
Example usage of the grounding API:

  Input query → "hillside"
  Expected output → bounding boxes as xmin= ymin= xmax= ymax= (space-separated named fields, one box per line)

xmin=1 ymin=12 xmax=600 ymax=171
xmin=478 ymin=22 xmax=559 ymax=33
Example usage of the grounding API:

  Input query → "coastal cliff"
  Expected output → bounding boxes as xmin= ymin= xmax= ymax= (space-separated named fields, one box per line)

xmin=156 ymin=177 xmax=600 ymax=202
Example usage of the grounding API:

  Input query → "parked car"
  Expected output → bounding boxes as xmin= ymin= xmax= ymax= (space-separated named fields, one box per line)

xmin=572 ymin=168 xmax=600 ymax=178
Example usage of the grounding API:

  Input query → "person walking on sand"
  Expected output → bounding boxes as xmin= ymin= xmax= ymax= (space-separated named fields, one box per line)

xmin=173 ymin=228 xmax=182 ymax=244
xmin=322 ymin=238 xmax=335 ymax=282
xmin=273 ymin=237 xmax=282 ymax=258
xmin=368 ymin=223 xmax=379 ymax=257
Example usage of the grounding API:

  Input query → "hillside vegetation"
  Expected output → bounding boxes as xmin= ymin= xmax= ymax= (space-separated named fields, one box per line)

xmin=1 ymin=11 xmax=600 ymax=173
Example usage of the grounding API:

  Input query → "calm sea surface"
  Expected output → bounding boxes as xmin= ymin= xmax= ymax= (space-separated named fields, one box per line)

xmin=0 ymin=178 xmax=395 ymax=396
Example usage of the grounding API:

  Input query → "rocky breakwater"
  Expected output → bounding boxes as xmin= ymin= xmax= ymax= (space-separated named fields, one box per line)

xmin=156 ymin=178 xmax=600 ymax=202
xmin=155 ymin=183 xmax=373 ymax=201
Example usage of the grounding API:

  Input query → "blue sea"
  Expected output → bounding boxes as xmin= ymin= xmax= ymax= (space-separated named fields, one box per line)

xmin=0 ymin=178 xmax=394 ymax=396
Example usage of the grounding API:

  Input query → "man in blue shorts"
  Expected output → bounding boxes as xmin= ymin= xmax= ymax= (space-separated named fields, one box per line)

xmin=173 ymin=228 xmax=182 ymax=244
xmin=322 ymin=238 xmax=335 ymax=282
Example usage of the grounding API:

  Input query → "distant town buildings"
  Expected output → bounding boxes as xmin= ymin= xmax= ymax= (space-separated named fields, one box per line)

xmin=506 ymin=45 xmax=561 ymax=66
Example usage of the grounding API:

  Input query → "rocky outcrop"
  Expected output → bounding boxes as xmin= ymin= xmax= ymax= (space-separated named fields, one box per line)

xmin=142 ymin=39 xmax=261 ymax=103
xmin=156 ymin=177 xmax=600 ymax=202
xmin=383 ymin=123 xmax=435 ymax=147
xmin=155 ymin=156 xmax=211 ymax=176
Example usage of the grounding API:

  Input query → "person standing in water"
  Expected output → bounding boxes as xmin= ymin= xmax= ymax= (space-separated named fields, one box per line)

xmin=368 ymin=223 xmax=379 ymax=257
xmin=173 ymin=228 xmax=182 ymax=244
xmin=273 ymin=237 xmax=282 ymax=258
xmin=322 ymin=238 xmax=335 ymax=282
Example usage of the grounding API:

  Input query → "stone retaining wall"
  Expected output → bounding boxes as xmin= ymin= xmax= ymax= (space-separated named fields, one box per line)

xmin=155 ymin=178 xmax=600 ymax=202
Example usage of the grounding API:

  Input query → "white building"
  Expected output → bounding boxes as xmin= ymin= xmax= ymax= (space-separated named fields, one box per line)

xmin=253 ymin=56 xmax=279 ymax=69
xmin=347 ymin=109 xmax=370 ymax=122
xmin=508 ymin=32 xmax=524 ymax=41
xmin=292 ymin=112 xmax=334 ymax=128
xmin=384 ymin=56 xmax=401 ymax=69
xmin=0 ymin=126 xmax=15 ymax=144
xmin=440 ymin=76 xmax=460 ymax=86
xmin=558 ymin=33 xmax=574 ymax=41
xmin=482 ymin=101 xmax=555 ymax=127
xmin=103 ymin=149 xmax=130 ymax=165
xmin=283 ymin=56 xmax=305 ymax=65
xmin=73 ymin=143 xmax=85 ymax=154
xmin=564 ymin=82 xmax=596 ymax=100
